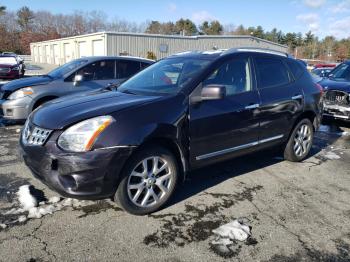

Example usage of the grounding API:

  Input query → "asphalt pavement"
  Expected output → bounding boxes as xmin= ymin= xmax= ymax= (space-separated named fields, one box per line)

xmin=0 ymin=120 xmax=349 ymax=262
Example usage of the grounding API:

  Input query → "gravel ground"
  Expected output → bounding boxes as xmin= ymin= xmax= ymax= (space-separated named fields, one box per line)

xmin=0 ymin=119 xmax=349 ymax=262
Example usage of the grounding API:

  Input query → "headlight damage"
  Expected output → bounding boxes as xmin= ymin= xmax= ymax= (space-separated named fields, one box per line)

xmin=57 ymin=115 xmax=115 ymax=152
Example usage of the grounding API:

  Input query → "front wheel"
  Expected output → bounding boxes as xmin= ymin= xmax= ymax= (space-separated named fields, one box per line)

xmin=284 ymin=118 xmax=314 ymax=162
xmin=115 ymin=146 xmax=178 ymax=215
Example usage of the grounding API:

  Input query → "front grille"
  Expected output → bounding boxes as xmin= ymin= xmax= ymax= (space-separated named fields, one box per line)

xmin=22 ymin=121 xmax=52 ymax=146
xmin=324 ymin=90 xmax=350 ymax=106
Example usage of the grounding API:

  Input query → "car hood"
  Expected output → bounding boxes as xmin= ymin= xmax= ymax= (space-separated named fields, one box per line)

xmin=0 ymin=75 xmax=52 ymax=92
xmin=31 ymin=91 xmax=161 ymax=129
xmin=319 ymin=78 xmax=350 ymax=93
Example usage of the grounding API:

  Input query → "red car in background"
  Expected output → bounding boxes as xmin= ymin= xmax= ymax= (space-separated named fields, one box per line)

xmin=0 ymin=55 xmax=25 ymax=79
xmin=314 ymin=63 xmax=336 ymax=69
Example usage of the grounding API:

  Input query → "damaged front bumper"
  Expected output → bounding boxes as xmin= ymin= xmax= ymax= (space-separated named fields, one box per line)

xmin=323 ymin=104 xmax=350 ymax=121
xmin=19 ymin=131 xmax=135 ymax=199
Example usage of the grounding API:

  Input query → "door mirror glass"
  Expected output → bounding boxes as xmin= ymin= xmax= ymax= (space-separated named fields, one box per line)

xmin=201 ymin=85 xmax=226 ymax=101
xmin=73 ymin=74 xmax=83 ymax=86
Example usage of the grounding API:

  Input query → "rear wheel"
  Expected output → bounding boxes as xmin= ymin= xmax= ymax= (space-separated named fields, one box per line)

xmin=284 ymin=118 xmax=314 ymax=162
xmin=115 ymin=146 xmax=178 ymax=215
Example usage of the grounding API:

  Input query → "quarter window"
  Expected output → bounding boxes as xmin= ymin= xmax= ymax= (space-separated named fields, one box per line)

xmin=203 ymin=58 xmax=252 ymax=96
xmin=255 ymin=57 xmax=290 ymax=88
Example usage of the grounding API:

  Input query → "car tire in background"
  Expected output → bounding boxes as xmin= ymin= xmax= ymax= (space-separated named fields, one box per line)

xmin=284 ymin=118 xmax=314 ymax=162
xmin=115 ymin=145 xmax=179 ymax=215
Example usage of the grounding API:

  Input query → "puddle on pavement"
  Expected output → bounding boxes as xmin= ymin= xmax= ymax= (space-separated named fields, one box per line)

xmin=75 ymin=200 xmax=122 ymax=218
xmin=0 ymin=172 xmax=30 ymax=202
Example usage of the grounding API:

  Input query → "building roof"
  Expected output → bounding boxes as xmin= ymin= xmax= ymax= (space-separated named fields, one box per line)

xmin=30 ymin=31 xmax=287 ymax=49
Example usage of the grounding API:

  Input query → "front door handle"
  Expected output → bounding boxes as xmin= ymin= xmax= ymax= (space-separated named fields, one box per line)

xmin=245 ymin=103 xmax=260 ymax=110
xmin=292 ymin=94 xmax=303 ymax=100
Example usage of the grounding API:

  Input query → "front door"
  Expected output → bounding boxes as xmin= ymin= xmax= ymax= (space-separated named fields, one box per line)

xmin=189 ymin=55 xmax=261 ymax=167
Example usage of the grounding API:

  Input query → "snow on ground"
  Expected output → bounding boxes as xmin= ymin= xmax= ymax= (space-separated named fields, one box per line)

xmin=0 ymin=185 xmax=86 ymax=229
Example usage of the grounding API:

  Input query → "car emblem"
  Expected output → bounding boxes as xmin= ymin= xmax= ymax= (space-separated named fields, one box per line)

xmin=335 ymin=95 xmax=344 ymax=102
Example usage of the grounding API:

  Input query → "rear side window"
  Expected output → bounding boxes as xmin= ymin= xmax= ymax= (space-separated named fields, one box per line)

xmin=117 ymin=60 xmax=141 ymax=79
xmin=255 ymin=57 xmax=290 ymax=88
xmin=287 ymin=60 xmax=304 ymax=79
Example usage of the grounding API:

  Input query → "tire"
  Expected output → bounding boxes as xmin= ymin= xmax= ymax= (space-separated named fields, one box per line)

xmin=114 ymin=145 xmax=179 ymax=215
xmin=284 ymin=118 xmax=314 ymax=162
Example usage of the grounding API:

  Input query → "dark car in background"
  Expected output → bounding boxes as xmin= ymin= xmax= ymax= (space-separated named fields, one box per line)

xmin=319 ymin=61 xmax=350 ymax=121
xmin=0 ymin=56 xmax=153 ymax=120
xmin=20 ymin=48 xmax=322 ymax=215
xmin=0 ymin=55 xmax=25 ymax=79
xmin=311 ymin=67 xmax=333 ymax=78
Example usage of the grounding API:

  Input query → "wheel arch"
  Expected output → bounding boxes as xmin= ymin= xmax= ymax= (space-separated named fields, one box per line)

xmin=32 ymin=95 xmax=59 ymax=111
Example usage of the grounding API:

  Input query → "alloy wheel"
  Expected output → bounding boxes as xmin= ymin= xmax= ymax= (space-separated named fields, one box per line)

xmin=293 ymin=124 xmax=312 ymax=157
xmin=127 ymin=156 xmax=173 ymax=208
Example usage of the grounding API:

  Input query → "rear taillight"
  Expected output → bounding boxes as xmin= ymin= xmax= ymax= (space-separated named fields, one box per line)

xmin=315 ymin=83 xmax=323 ymax=95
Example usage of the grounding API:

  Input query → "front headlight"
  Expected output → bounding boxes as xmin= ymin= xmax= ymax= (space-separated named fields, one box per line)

xmin=8 ymin=87 xmax=34 ymax=100
xmin=57 ymin=116 xmax=114 ymax=152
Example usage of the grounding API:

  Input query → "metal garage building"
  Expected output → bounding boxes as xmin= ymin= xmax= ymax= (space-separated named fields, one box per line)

xmin=30 ymin=32 xmax=288 ymax=65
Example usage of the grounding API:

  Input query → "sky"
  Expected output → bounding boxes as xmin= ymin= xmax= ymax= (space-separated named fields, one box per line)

xmin=3 ymin=0 xmax=350 ymax=39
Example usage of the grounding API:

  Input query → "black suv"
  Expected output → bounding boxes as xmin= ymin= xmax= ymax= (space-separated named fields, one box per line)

xmin=20 ymin=48 xmax=322 ymax=215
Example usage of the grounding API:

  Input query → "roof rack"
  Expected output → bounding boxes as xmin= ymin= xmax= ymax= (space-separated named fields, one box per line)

xmin=222 ymin=47 xmax=292 ymax=58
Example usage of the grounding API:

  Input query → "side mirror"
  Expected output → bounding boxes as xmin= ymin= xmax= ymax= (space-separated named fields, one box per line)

xmin=201 ymin=84 xmax=226 ymax=101
xmin=73 ymin=75 xmax=83 ymax=86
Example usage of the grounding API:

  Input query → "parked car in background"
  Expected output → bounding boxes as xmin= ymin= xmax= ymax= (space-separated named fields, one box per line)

xmin=314 ymin=63 xmax=336 ymax=69
xmin=0 ymin=56 xmax=153 ymax=121
xmin=20 ymin=48 xmax=322 ymax=215
xmin=311 ymin=67 xmax=333 ymax=78
xmin=0 ymin=55 xmax=25 ymax=79
xmin=319 ymin=61 xmax=350 ymax=122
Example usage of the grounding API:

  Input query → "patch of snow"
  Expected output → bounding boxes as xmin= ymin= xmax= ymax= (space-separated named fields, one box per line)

xmin=0 ymin=224 xmax=7 ymax=229
xmin=212 ymin=219 xmax=251 ymax=242
xmin=318 ymin=125 xmax=349 ymax=136
xmin=48 ymin=196 xmax=60 ymax=204
xmin=16 ymin=129 xmax=20 ymax=133
xmin=17 ymin=185 xmax=37 ymax=210
xmin=18 ymin=215 xmax=27 ymax=223
xmin=324 ymin=151 xmax=341 ymax=160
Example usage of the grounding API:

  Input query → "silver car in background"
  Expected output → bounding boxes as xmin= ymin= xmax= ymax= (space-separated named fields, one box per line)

xmin=0 ymin=56 xmax=153 ymax=121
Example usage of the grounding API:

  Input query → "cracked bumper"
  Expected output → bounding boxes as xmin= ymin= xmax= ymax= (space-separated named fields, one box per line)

xmin=323 ymin=104 xmax=350 ymax=121
xmin=19 ymin=132 xmax=135 ymax=199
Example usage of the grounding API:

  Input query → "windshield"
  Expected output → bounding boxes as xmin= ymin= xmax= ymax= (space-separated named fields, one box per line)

xmin=0 ymin=57 xmax=17 ymax=65
xmin=329 ymin=63 xmax=350 ymax=81
xmin=48 ymin=59 xmax=88 ymax=78
xmin=118 ymin=57 xmax=211 ymax=95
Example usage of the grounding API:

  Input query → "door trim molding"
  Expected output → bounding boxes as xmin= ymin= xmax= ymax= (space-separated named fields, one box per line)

xmin=195 ymin=134 xmax=284 ymax=161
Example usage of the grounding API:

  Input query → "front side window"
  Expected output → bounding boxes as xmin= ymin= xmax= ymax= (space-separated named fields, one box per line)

xmin=255 ymin=57 xmax=290 ymax=88
xmin=75 ymin=60 xmax=115 ymax=81
xmin=118 ymin=58 xmax=211 ymax=95
xmin=203 ymin=57 xmax=252 ymax=96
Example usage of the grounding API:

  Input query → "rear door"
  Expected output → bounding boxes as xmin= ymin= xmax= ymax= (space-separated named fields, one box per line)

xmin=189 ymin=54 xmax=261 ymax=166
xmin=253 ymin=54 xmax=304 ymax=143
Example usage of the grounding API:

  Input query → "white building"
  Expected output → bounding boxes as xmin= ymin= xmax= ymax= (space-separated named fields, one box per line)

xmin=30 ymin=31 xmax=288 ymax=65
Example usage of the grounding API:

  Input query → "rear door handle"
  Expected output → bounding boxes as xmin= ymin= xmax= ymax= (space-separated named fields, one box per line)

xmin=292 ymin=95 xmax=303 ymax=100
xmin=245 ymin=103 xmax=260 ymax=110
